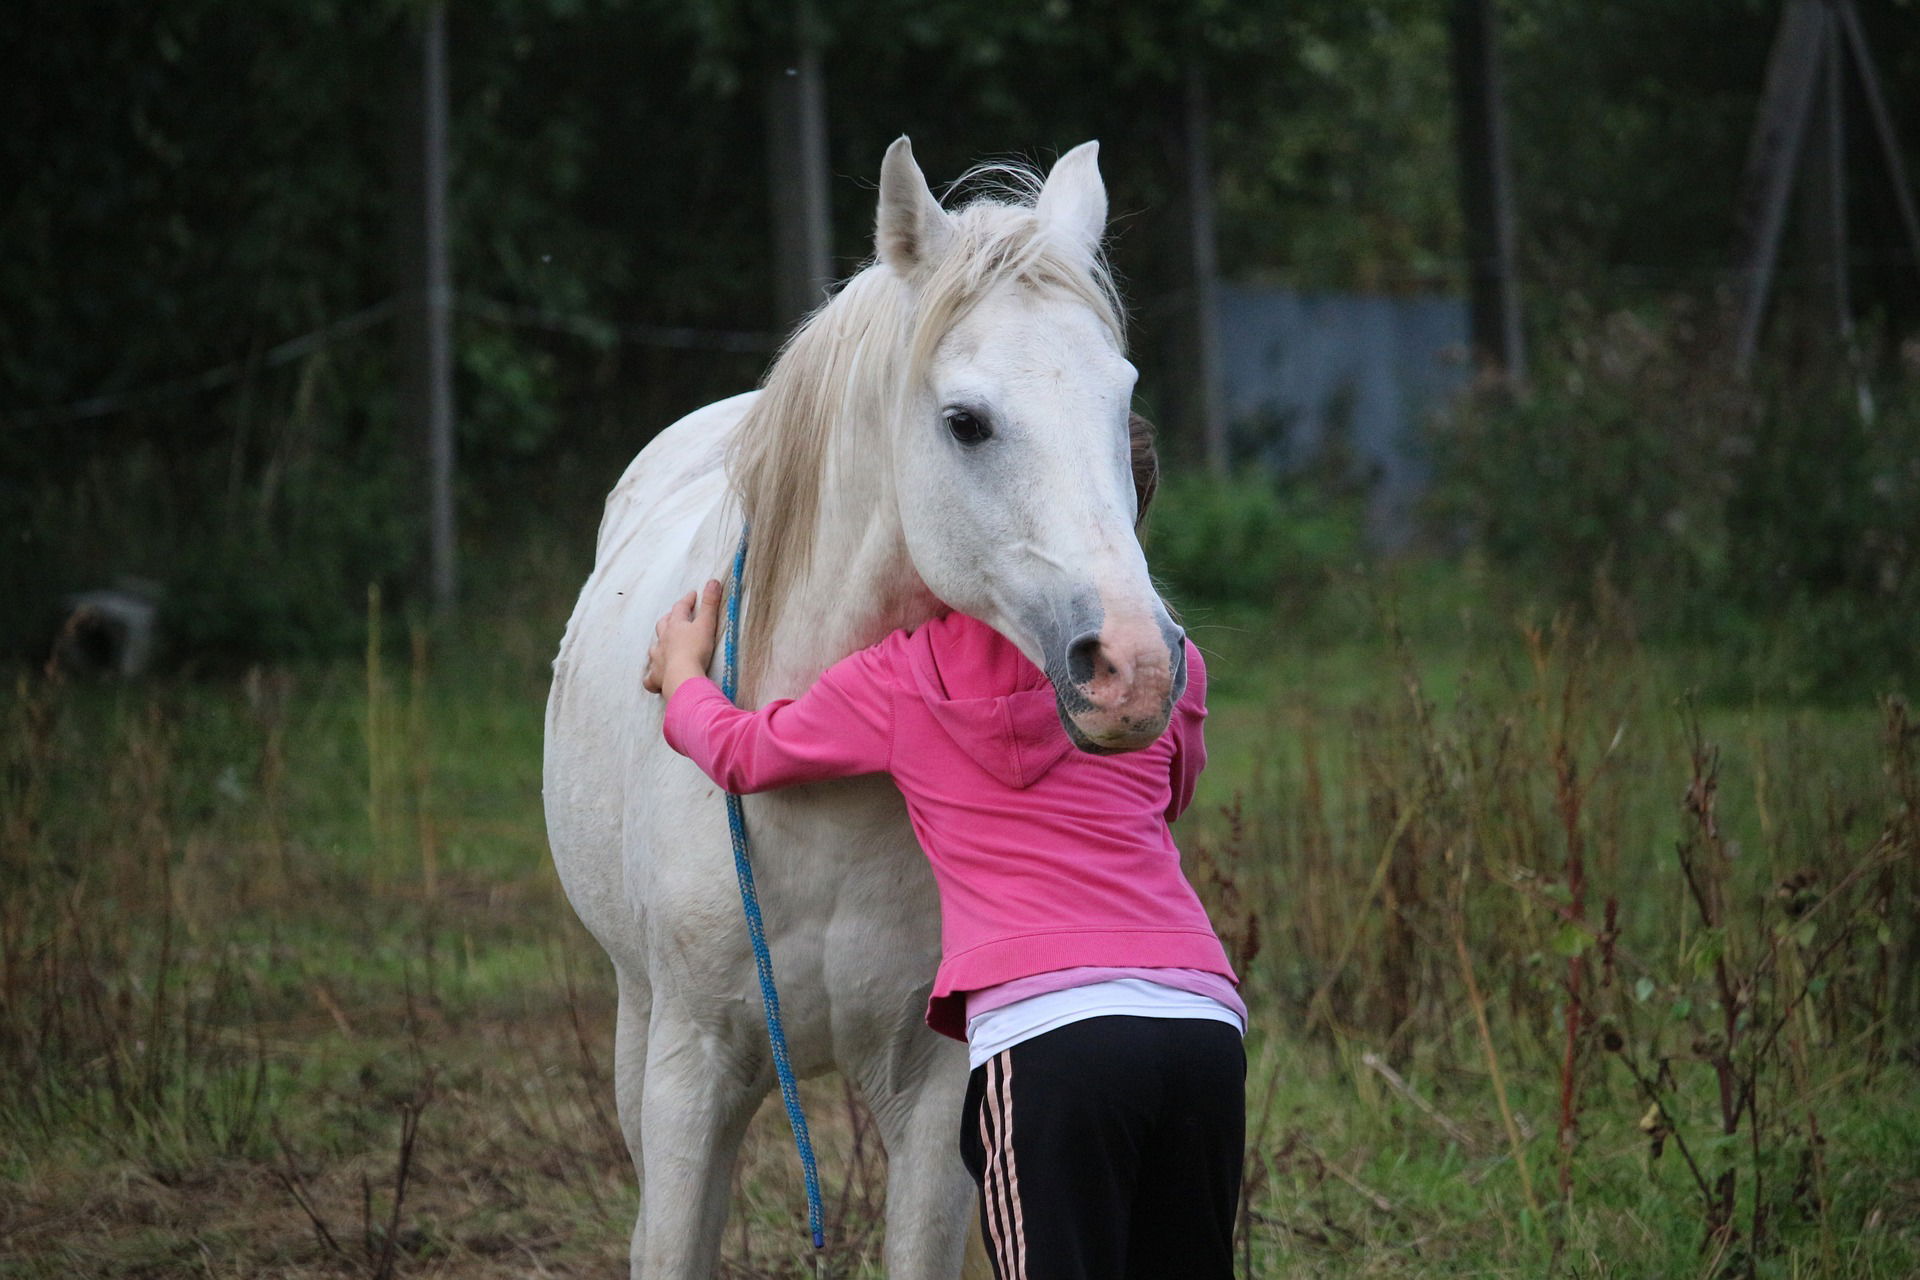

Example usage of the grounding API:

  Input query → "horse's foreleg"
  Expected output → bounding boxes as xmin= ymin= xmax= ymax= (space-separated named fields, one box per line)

xmin=856 ymin=1035 xmax=976 ymax=1280
xmin=633 ymin=1005 xmax=763 ymax=1279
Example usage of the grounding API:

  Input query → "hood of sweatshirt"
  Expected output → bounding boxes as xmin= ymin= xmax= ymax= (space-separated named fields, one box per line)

xmin=905 ymin=612 xmax=1077 ymax=790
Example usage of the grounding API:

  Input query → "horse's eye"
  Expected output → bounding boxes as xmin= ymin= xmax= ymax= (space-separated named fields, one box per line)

xmin=943 ymin=408 xmax=993 ymax=446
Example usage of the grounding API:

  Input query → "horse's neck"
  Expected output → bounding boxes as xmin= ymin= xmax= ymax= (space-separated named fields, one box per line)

xmin=760 ymin=546 xmax=936 ymax=699
xmin=755 ymin=397 xmax=941 ymax=699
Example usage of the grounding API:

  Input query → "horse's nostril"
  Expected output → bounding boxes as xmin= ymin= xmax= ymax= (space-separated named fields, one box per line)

xmin=1066 ymin=633 xmax=1103 ymax=687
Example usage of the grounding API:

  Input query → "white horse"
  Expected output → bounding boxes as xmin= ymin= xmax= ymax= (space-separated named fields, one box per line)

xmin=544 ymin=138 xmax=1187 ymax=1278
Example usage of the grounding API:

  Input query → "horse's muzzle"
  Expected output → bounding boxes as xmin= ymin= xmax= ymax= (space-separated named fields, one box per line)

xmin=1048 ymin=614 xmax=1187 ymax=754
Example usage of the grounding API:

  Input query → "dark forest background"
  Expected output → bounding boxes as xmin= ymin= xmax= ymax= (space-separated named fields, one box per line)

xmin=5 ymin=0 xmax=1918 ymax=694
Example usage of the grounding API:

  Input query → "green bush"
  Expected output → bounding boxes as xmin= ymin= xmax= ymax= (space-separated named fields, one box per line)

xmin=1145 ymin=468 xmax=1365 ymax=613
xmin=1431 ymin=311 xmax=1919 ymax=699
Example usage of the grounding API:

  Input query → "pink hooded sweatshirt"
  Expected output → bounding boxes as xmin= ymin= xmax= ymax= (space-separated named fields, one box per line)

xmin=663 ymin=610 xmax=1237 ymax=1040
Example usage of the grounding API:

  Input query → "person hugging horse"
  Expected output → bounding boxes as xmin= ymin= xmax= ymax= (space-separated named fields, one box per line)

xmin=644 ymin=413 xmax=1245 ymax=1280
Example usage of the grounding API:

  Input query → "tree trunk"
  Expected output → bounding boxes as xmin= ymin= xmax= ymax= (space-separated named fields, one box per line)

xmin=396 ymin=2 xmax=457 ymax=614
xmin=1798 ymin=3 xmax=1851 ymax=348
xmin=1836 ymin=0 xmax=1920 ymax=300
xmin=1448 ymin=0 xmax=1525 ymax=384
xmin=766 ymin=10 xmax=833 ymax=334
xmin=1185 ymin=53 xmax=1227 ymax=475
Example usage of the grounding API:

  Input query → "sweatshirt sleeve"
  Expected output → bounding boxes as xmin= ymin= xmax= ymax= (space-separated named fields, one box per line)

xmin=661 ymin=644 xmax=896 ymax=794
xmin=1166 ymin=640 xmax=1209 ymax=822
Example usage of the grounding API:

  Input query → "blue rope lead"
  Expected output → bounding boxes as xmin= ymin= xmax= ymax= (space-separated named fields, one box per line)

xmin=720 ymin=527 xmax=826 ymax=1251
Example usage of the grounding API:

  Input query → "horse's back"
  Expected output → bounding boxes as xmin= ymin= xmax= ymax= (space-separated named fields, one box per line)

xmin=543 ymin=391 xmax=756 ymax=958
xmin=590 ymin=391 xmax=757 ymax=565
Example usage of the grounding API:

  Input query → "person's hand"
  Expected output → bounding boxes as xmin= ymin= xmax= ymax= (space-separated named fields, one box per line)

xmin=644 ymin=580 xmax=724 ymax=699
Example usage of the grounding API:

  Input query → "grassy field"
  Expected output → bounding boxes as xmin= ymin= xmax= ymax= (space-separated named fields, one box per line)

xmin=3 ymin=567 xmax=1917 ymax=1278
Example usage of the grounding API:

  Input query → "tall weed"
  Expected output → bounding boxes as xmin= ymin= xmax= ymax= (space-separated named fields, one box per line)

xmin=1191 ymin=611 xmax=1920 ymax=1271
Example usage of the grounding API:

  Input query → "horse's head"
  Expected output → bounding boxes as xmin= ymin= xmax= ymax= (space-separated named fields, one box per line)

xmin=877 ymin=138 xmax=1185 ymax=754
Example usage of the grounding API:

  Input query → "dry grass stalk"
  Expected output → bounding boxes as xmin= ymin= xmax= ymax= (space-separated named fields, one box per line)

xmin=1359 ymin=1050 xmax=1480 ymax=1155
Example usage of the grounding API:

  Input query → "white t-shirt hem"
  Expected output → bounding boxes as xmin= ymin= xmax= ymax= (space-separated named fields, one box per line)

xmin=965 ymin=978 xmax=1246 ymax=1070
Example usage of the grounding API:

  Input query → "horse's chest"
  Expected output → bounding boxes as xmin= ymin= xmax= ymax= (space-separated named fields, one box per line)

xmin=751 ymin=778 xmax=939 ymax=944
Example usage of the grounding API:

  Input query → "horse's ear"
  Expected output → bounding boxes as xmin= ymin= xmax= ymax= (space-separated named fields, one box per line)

xmin=876 ymin=137 xmax=953 ymax=276
xmin=1036 ymin=140 xmax=1107 ymax=260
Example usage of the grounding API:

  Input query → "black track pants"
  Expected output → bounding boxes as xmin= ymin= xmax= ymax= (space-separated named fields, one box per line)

xmin=958 ymin=1015 xmax=1246 ymax=1280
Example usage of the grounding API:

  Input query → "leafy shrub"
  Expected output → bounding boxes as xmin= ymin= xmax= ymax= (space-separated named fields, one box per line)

xmin=1432 ymin=310 xmax=1736 ymax=608
xmin=1431 ymin=311 xmax=1920 ymax=698
xmin=1145 ymin=468 xmax=1365 ymax=613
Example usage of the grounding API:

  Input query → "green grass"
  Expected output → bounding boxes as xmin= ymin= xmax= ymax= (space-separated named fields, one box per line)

xmin=2 ymin=565 xmax=1916 ymax=1277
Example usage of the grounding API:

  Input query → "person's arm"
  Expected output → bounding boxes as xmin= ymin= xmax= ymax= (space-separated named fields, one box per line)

xmin=646 ymin=581 xmax=895 ymax=794
xmin=1166 ymin=640 xmax=1209 ymax=821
